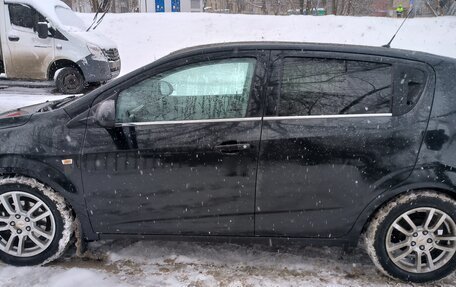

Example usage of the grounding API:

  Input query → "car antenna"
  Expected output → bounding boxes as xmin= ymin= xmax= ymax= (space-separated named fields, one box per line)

xmin=383 ymin=6 xmax=414 ymax=48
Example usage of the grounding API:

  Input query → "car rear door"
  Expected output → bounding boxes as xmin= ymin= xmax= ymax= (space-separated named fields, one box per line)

xmin=82 ymin=50 xmax=268 ymax=236
xmin=255 ymin=50 xmax=434 ymax=238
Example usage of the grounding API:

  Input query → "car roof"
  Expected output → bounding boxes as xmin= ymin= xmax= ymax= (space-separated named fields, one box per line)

xmin=166 ymin=41 xmax=454 ymax=65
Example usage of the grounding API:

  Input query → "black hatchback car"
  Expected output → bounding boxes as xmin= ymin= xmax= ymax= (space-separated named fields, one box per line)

xmin=0 ymin=42 xmax=455 ymax=283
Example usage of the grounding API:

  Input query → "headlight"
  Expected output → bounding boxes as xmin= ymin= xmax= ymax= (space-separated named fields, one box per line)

xmin=87 ymin=43 xmax=106 ymax=61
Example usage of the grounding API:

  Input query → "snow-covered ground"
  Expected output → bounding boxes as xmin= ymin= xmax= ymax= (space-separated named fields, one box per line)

xmin=1 ymin=13 xmax=456 ymax=286
xmin=0 ymin=87 xmax=67 ymax=113
xmin=0 ymin=239 xmax=454 ymax=287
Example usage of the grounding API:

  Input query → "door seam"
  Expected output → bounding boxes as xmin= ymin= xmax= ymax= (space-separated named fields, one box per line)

xmin=253 ymin=50 xmax=271 ymax=237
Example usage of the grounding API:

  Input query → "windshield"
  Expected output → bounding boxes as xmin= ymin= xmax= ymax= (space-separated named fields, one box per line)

xmin=55 ymin=6 xmax=86 ymax=32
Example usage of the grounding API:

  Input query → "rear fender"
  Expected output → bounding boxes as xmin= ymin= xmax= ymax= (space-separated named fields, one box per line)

xmin=348 ymin=164 xmax=456 ymax=243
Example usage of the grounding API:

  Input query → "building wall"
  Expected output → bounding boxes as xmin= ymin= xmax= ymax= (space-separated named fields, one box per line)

xmin=141 ymin=0 xmax=203 ymax=12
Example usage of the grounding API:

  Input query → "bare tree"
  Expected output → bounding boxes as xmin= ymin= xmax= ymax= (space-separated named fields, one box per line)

xmin=299 ymin=0 xmax=305 ymax=14
xmin=331 ymin=0 xmax=374 ymax=16
xmin=306 ymin=0 xmax=312 ymax=14
xmin=90 ymin=0 xmax=99 ymax=11
xmin=89 ymin=0 xmax=112 ymax=12
xmin=444 ymin=0 xmax=456 ymax=15
xmin=261 ymin=0 xmax=267 ymax=14
xmin=61 ymin=0 xmax=73 ymax=8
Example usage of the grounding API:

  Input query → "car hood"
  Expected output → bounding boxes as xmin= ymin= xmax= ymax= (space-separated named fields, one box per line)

xmin=70 ymin=30 xmax=118 ymax=50
xmin=0 ymin=95 xmax=78 ymax=129
xmin=0 ymin=102 xmax=46 ymax=129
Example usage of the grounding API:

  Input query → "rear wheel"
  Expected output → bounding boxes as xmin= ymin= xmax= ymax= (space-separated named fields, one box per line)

xmin=55 ymin=67 xmax=85 ymax=94
xmin=365 ymin=191 xmax=456 ymax=283
xmin=0 ymin=177 xmax=74 ymax=266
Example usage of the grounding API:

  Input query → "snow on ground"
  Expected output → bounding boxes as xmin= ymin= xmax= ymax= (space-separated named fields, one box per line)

xmin=1 ymin=13 xmax=456 ymax=286
xmin=0 ymin=87 xmax=67 ymax=113
xmin=78 ymin=13 xmax=456 ymax=77
xmin=0 ymin=239 xmax=455 ymax=287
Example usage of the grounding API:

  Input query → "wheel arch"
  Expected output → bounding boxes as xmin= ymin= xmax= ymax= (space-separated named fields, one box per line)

xmin=351 ymin=183 xmax=456 ymax=244
xmin=47 ymin=59 xmax=85 ymax=81
xmin=0 ymin=156 xmax=97 ymax=240
xmin=0 ymin=159 xmax=77 ymax=195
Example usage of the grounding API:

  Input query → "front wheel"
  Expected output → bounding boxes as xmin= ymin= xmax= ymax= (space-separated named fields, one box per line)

xmin=365 ymin=191 xmax=456 ymax=283
xmin=0 ymin=177 xmax=74 ymax=266
xmin=55 ymin=67 xmax=85 ymax=94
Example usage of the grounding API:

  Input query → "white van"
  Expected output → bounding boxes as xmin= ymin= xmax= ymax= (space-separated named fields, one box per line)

xmin=0 ymin=0 xmax=121 ymax=94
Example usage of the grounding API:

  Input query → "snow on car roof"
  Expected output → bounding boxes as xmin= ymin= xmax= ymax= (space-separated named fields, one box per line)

xmin=5 ymin=0 xmax=70 ymax=11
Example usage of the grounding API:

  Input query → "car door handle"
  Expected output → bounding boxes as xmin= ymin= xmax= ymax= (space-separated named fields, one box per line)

xmin=8 ymin=35 xmax=19 ymax=42
xmin=214 ymin=142 xmax=251 ymax=154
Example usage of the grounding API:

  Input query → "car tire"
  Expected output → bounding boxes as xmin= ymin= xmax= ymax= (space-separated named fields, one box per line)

xmin=55 ymin=67 xmax=85 ymax=94
xmin=365 ymin=191 xmax=456 ymax=283
xmin=0 ymin=176 xmax=74 ymax=266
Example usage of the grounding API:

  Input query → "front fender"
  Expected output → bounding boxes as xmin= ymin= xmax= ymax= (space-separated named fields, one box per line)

xmin=0 ymin=155 xmax=98 ymax=240
xmin=0 ymin=155 xmax=77 ymax=194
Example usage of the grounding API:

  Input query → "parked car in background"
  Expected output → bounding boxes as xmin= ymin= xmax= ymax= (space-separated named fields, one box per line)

xmin=0 ymin=42 xmax=455 ymax=283
xmin=0 ymin=0 xmax=121 ymax=94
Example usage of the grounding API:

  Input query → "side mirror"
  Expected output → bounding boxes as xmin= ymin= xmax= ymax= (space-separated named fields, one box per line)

xmin=158 ymin=81 xmax=174 ymax=97
xmin=37 ymin=22 xmax=49 ymax=39
xmin=94 ymin=99 xmax=116 ymax=128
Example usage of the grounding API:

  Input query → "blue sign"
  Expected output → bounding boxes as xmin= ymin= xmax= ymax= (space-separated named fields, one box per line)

xmin=171 ymin=0 xmax=181 ymax=12
xmin=155 ymin=0 xmax=164 ymax=12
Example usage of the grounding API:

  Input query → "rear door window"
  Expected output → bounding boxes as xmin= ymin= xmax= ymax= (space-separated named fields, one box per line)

xmin=393 ymin=65 xmax=427 ymax=115
xmin=278 ymin=58 xmax=393 ymax=116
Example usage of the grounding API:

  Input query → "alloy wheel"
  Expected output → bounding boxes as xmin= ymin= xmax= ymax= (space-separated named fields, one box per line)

xmin=386 ymin=207 xmax=456 ymax=273
xmin=0 ymin=191 xmax=56 ymax=257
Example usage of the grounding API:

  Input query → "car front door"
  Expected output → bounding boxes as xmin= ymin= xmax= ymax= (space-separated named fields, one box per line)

xmin=82 ymin=51 xmax=267 ymax=236
xmin=255 ymin=50 xmax=434 ymax=238
xmin=5 ymin=3 xmax=54 ymax=80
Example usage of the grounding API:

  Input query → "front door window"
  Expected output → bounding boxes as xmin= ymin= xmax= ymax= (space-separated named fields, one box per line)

xmin=116 ymin=58 xmax=257 ymax=123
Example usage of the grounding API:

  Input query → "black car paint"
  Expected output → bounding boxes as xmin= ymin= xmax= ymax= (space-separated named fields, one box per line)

xmin=81 ymin=50 xmax=268 ymax=235
xmin=1 ymin=42 xmax=455 ymax=245
xmin=255 ymin=51 xmax=435 ymax=238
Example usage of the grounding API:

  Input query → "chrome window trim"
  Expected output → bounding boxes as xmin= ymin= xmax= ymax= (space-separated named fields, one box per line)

xmin=115 ymin=117 xmax=263 ymax=126
xmin=115 ymin=113 xmax=392 ymax=126
xmin=264 ymin=113 xmax=392 ymax=121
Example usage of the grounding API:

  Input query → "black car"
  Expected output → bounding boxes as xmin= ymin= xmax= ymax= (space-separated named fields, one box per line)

xmin=0 ymin=42 xmax=455 ymax=283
